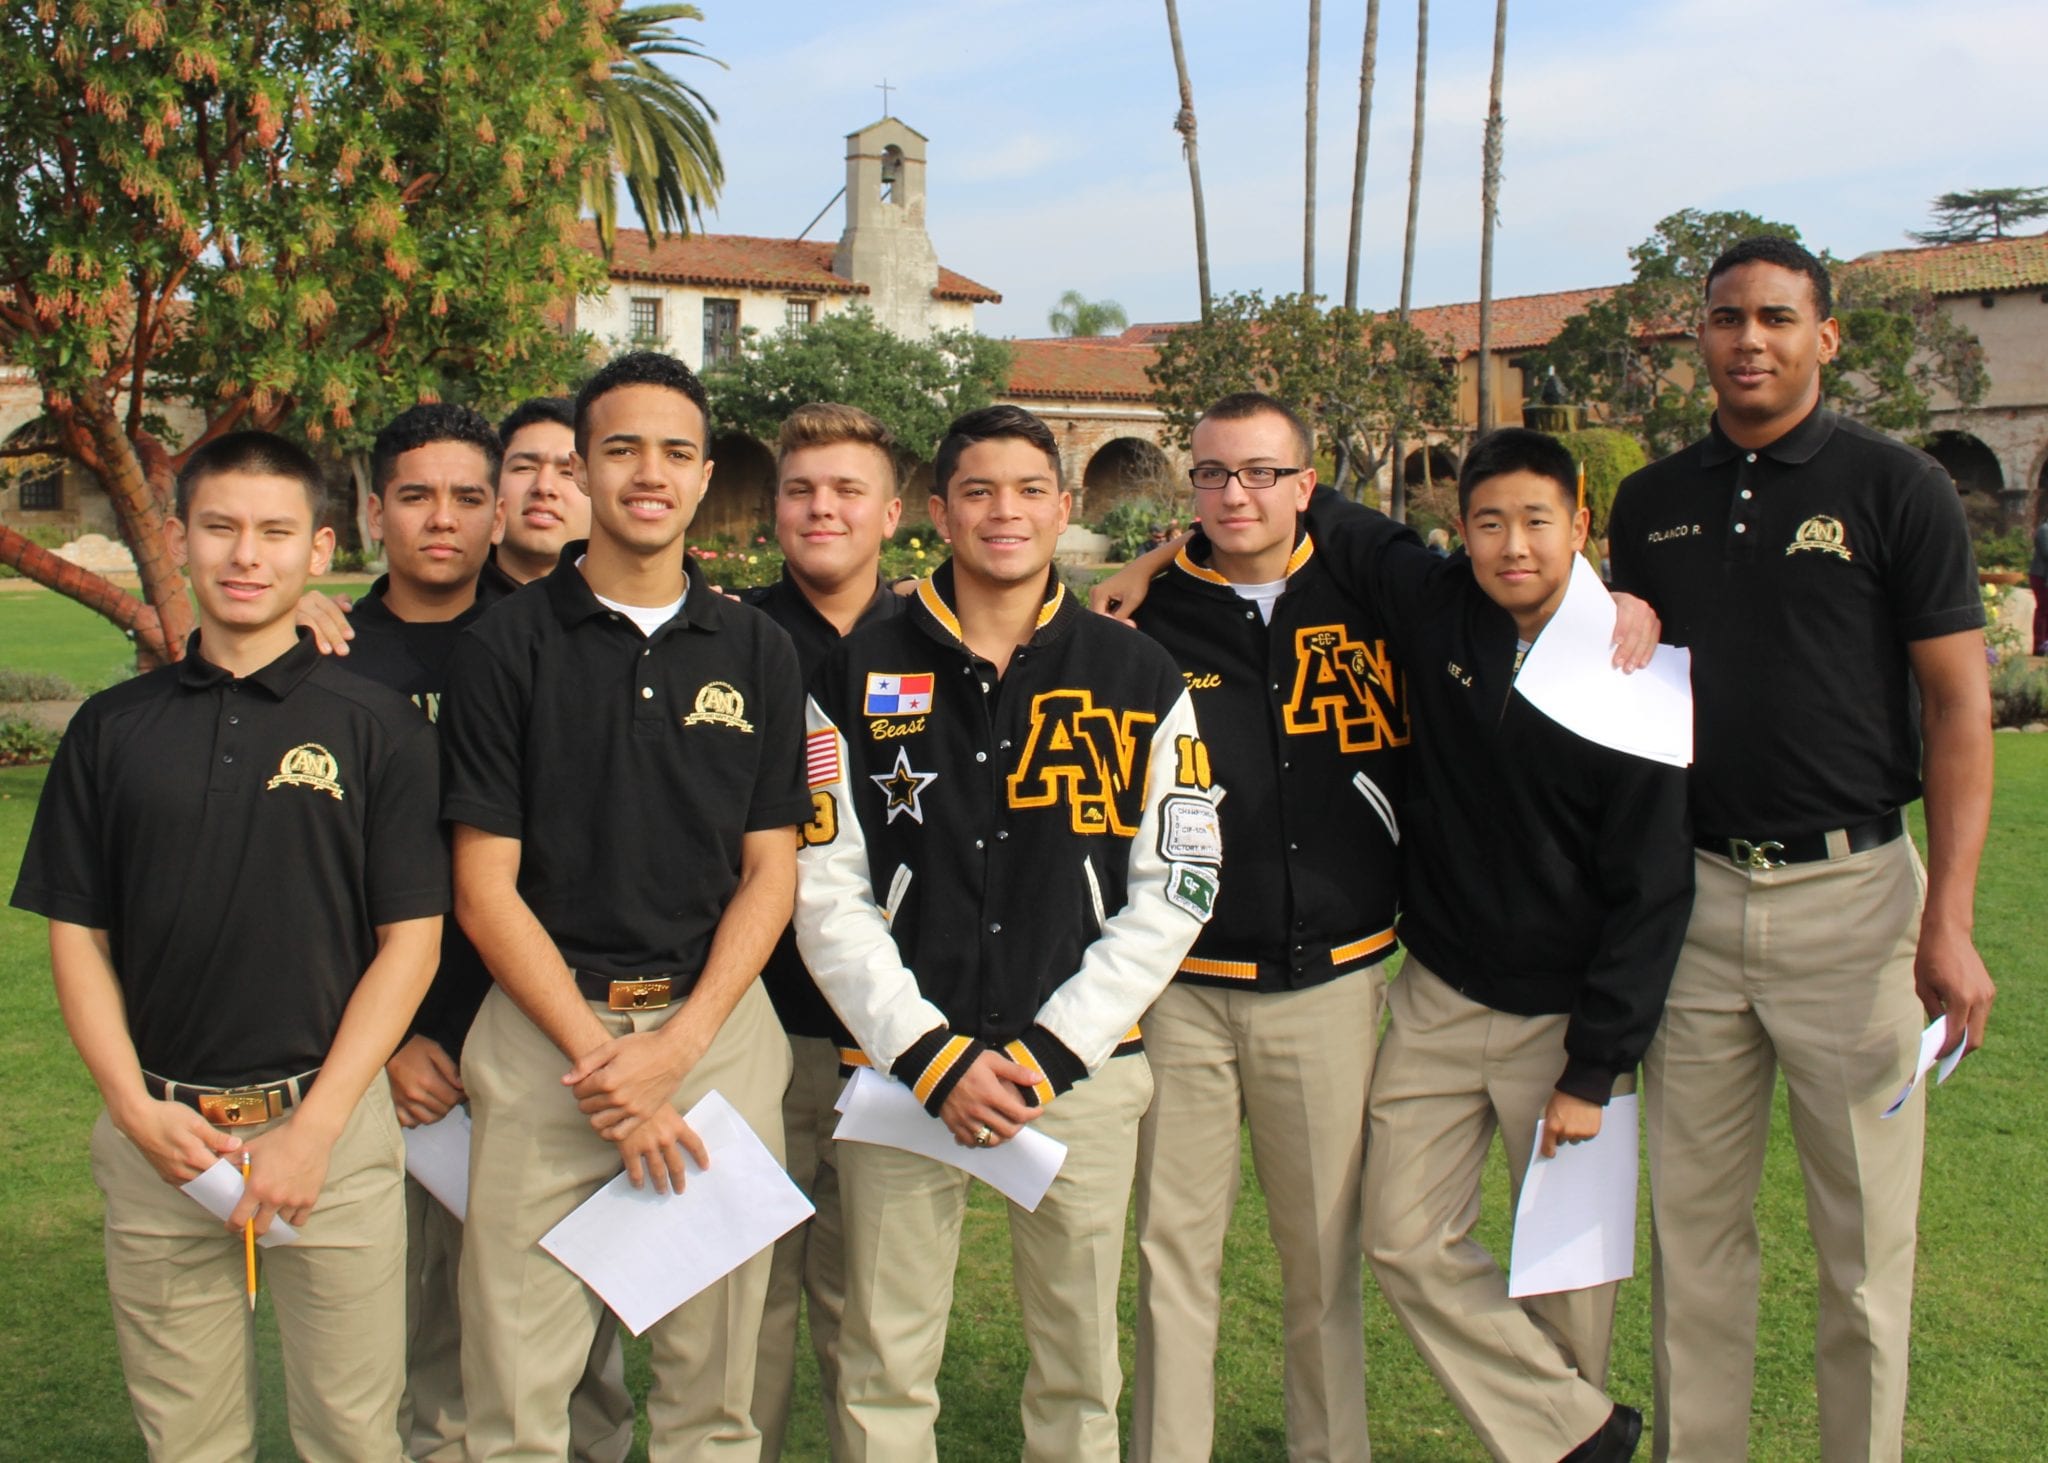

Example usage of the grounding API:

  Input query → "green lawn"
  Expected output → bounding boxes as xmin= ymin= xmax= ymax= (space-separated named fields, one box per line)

xmin=0 ymin=581 xmax=375 ymax=696
xmin=1 ymin=744 xmax=2043 ymax=1459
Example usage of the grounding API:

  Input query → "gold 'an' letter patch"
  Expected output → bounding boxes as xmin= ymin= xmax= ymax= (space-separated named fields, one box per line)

xmin=267 ymin=743 xmax=345 ymax=800
xmin=1007 ymin=690 xmax=1156 ymax=836
xmin=1787 ymin=515 xmax=1852 ymax=561
xmin=683 ymin=680 xmax=753 ymax=731
xmin=1283 ymin=626 xmax=1410 ymax=751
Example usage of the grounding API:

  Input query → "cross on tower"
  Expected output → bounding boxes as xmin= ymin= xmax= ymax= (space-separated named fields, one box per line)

xmin=876 ymin=78 xmax=895 ymax=116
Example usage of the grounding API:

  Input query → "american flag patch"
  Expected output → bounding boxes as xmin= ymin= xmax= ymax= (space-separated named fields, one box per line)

xmin=806 ymin=729 xmax=841 ymax=788
xmin=864 ymin=672 xmax=935 ymax=716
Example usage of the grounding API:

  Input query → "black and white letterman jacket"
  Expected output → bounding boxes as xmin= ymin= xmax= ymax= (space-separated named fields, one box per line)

xmin=1132 ymin=527 xmax=1408 ymax=992
xmin=792 ymin=561 xmax=1221 ymax=1116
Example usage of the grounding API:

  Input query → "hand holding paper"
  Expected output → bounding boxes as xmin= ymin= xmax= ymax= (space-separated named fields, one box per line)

xmin=180 ymin=1159 xmax=299 ymax=1248
xmin=832 ymin=1066 xmax=1067 ymax=1212
xmin=1508 ymin=1093 xmax=1638 ymax=1299
xmin=403 ymin=1108 xmax=472 ymax=1221
xmin=1882 ymin=1016 xmax=1969 ymax=1119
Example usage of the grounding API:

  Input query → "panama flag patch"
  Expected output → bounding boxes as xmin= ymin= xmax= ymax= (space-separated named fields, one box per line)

xmin=864 ymin=672 xmax=935 ymax=716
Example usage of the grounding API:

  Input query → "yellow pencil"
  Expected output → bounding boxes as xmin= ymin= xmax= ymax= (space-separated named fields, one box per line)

xmin=241 ymin=1152 xmax=257 ymax=1312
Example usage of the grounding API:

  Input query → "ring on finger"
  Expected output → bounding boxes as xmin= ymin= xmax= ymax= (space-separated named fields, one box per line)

xmin=973 ymin=1124 xmax=995 ymax=1147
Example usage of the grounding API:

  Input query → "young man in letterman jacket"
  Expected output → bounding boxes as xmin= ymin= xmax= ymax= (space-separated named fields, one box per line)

xmin=1126 ymin=392 xmax=1405 ymax=1463
xmin=793 ymin=405 xmax=1220 ymax=1463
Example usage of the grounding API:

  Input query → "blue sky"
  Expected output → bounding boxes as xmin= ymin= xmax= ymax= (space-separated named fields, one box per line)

xmin=672 ymin=0 xmax=2045 ymax=338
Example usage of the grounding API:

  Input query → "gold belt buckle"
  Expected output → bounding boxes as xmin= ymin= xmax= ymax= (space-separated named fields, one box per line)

xmin=197 ymin=1087 xmax=281 ymax=1127
xmin=608 ymin=977 xmax=673 ymax=1011
xmin=1728 ymin=838 xmax=1786 ymax=870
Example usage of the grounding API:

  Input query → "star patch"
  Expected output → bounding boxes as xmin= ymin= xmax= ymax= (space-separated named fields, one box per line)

xmin=870 ymin=745 xmax=939 ymax=824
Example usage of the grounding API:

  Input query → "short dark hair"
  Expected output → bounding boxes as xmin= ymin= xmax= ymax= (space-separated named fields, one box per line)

xmin=1196 ymin=391 xmax=1315 ymax=464
xmin=1456 ymin=428 xmax=1579 ymax=516
xmin=370 ymin=403 xmax=502 ymax=497
xmin=572 ymin=351 xmax=712 ymax=454
xmin=932 ymin=405 xmax=1061 ymax=498
xmin=1705 ymin=234 xmax=1832 ymax=319
xmin=497 ymin=395 xmax=575 ymax=447
xmin=174 ymin=431 xmax=326 ymax=522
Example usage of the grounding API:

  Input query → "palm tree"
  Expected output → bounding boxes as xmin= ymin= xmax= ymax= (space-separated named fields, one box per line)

xmin=1476 ymin=0 xmax=1507 ymax=433
xmin=1163 ymin=0 xmax=1213 ymax=320
xmin=1048 ymin=291 xmax=1131 ymax=337
xmin=586 ymin=3 xmax=728 ymax=257
xmin=1304 ymin=0 xmax=1321 ymax=296
xmin=1342 ymin=0 xmax=1382 ymax=312
xmin=1392 ymin=0 xmax=1428 ymax=523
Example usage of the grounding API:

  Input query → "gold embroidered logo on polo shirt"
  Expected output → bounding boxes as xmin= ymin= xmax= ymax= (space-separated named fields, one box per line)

xmin=267 ymin=744 xmax=345 ymax=800
xmin=682 ymin=680 xmax=753 ymax=732
xmin=1787 ymin=515 xmax=1852 ymax=561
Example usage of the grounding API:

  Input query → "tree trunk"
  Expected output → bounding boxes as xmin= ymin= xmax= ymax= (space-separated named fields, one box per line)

xmin=1342 ymin=0 xmax=1382 ymax=312
xmin=1392 ymin=0 xmax=1428 ymax=523
xmin=1304 ymin=0 xmax=1321 ymax=297
xmin=1164 ymin=0 xmax=1213 ymax=320
xmin=1476 ymin=0 xmax=1507 ymax=436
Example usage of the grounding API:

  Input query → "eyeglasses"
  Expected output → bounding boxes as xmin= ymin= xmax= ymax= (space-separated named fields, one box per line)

xmin=1187 ymin=465 xmax=1305 ymax=491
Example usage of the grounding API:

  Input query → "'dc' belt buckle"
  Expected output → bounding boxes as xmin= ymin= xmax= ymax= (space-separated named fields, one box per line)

xmin=196 ymin=1087 xmax=282 ymax=1127
xmin=1727 ymin=838 xmax=1787 ymax=870
xmin=609 ymin=978 xmax=673 ymax=1011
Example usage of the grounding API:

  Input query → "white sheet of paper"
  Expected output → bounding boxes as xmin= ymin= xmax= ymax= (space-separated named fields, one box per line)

xmin=1512 ymin=555 xmax=1694 ymax=768
xmin=831 ymin=1066 xmax=1067 ymax=1212
xmin=1508 ymin=1093 xmax=1638 ymax=1299
xmin=1882 ymin=1016 xmax=1968 ymax=1118
xmin=538 ymin=1091 xmax=813 ymax=1336
xmin=180 ymin=1159 xmax=300 ymax=1247
xmin=403 ymin=1108 xmax=472 ymax=1221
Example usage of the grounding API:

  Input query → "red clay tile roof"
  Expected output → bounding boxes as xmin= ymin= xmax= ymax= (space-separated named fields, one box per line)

xmin=580 ymin=223 xmax=1000 ymax=303
xmin=1845 ymin=231 xmax=2048 ymax=297
xmin=1003 ymin=339 xmax=1161 ymax=401
xmin=1403 ymin=286 xmax=1626 ymax=357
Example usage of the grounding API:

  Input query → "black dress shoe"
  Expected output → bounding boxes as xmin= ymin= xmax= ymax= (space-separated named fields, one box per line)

xmin=1558 ymin=1403 xmax=1642 ymax=1463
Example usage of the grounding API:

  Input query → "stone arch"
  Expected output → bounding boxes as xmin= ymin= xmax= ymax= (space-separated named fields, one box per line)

xmin=697 ymin=431 xmax=776 ymax=542
xmin=1081 ymin=436 xmax=1177 ymax=521
xmin=1923 ymin=430 xmax=2006 ymax=535
xmin=1402 ymin=444 xmax=1461 ymax=486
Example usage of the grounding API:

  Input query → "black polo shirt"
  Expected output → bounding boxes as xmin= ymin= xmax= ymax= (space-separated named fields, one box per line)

xmin=439 ymin=544 xmax=811 ymax=984
xmin=744 ymin=570 xmax=906 ymax=1040
xmin=339 ymin=574 xmax=509 ymax=1059
xmin=1608 ymin=406 xmax=1984 ymax=837
xmin=11 ymin=633 xmax=448 ymax=1085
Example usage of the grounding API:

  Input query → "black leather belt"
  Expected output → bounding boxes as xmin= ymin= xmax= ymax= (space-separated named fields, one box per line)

xmin=1695 ymin=809 xmax=1904 ymax=870
xmin=574 ymin=972 xmax=677 ymax=1010
xmin=145 ymin=1068 xmax=320 ymax=1126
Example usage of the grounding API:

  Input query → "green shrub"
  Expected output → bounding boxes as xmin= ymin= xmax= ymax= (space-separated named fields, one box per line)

xmin=1556 ymin=428 xmax=1648 ymax=544
xmin=1973 ymin=527 xmax=2031 ymax=572
xmin=0 ymin=717 xmax=60 ymax=765
xmin=1094 ymin=498 xmax=1180 ymax=563
xmin=1990 ymin=660 xmax=2048 ymax=728
xmin=0 ymin=669 xmax=81 ymax=700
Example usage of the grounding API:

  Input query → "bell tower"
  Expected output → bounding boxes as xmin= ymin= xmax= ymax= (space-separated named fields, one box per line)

xmin=834 ymin=117 xmax=942 ymax=338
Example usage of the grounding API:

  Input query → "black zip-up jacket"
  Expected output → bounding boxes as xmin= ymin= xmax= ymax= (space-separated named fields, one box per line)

xmin=1132 ymin=529 xmax=1407 ymax=990
xmin=793 ymin=562 xmax=1219 ymax=1116
xmin=1311 ymin=489 xmax=1693 ymax=1101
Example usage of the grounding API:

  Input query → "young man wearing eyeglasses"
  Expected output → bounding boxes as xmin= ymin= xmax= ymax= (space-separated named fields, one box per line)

xmin=1123 ymin=392 xmax=1405 ymax=1463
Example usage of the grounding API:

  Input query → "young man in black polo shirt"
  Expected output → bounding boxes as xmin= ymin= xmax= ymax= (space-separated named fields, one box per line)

xmin=13 ymin=430 xmax=447 ymax=1461
xmin=439 ymin=351 xmax=810 ymax=1460
xmin=744 ymin=403 xmax=908 ymax=1463
xmin=493 ymin=395 xmax=590 ymax=588
xmin=1607 ymin=237 xmax=1994 ymax=1462
xmin=794 ymin=404 xmax=1219 ymax=1463
xmin=1125 ymin=392 xmax=1403 ymax=1463
xmin=341 ymin=402 xmax=632 ymax=1463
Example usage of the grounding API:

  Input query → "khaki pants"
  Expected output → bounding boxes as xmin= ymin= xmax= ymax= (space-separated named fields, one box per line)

xmin=1363 ymin=962 xmax=1617 ymax=1463
xmin=400 ymin=1173 xmax=635 ymax=1463
xmin=1132 ymin=974 xmax=1379 ymax=1463
xmin=91 ymin=1077 xmax=408 ymax=1463
xmin=459 ymin=980 xmax=792 ymax=1463
xmin=752 ymin=1034 xmax=849 ymax=1463
xmin=1645 ymin=839 xmax=1926 ymax=1462
xmin=834 ymin=1053 xmax=1154 ymax=1463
